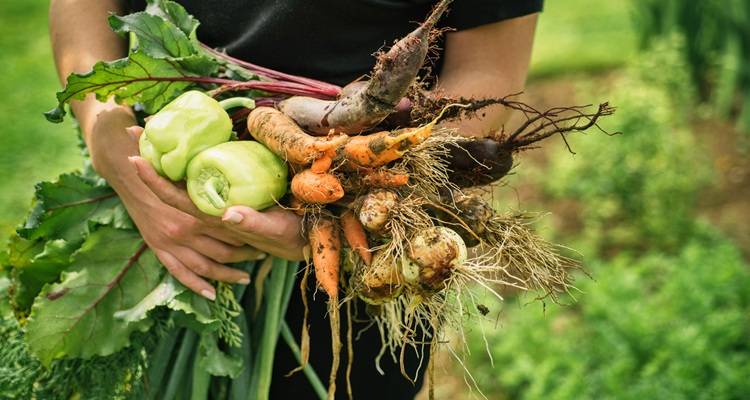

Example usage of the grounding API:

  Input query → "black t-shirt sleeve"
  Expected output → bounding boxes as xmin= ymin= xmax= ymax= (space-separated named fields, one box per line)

xmin=443 ymin=0 xmax=544 ymax=30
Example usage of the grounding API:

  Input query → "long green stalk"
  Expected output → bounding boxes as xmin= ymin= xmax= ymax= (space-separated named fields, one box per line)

xmin=190 ymin=357 xmax=211 ymax=400
xmin=253 ymin=259 xmax=295 ymax=400
xmin=163 ymin=330 xmax=198 ymax=400
xmin=280 ymin=321 xmax=327 ymax=400
xmin=146 ymin=328 xmax=180 ymax=399
xmin=229 ymin=315 xmax=253 ymax=400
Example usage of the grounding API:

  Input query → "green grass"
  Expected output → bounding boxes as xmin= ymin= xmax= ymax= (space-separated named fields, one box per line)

xmin=0 ymin=1 xmax=83 ymax=238
xmin=530 ymin=0 xmax=637 ymax=79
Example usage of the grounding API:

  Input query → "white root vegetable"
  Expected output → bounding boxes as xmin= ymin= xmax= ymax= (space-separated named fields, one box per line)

xmin=406 ymin=226 xmax=467 ymax=291
xmin=358 ymin=190 xmax=399 ymax=233
xmin=358 ymin=250 xmax=403 ymax=305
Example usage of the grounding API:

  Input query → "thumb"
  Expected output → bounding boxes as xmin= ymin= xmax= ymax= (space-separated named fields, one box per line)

xmin=125 ymin=125 xmax=144 ymax=142
xmin=222 ymin=206 xmax=265 ymax=232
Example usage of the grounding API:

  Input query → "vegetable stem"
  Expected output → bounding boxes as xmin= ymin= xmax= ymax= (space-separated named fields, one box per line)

xmin=253 ymin=258 xmax=293 ymax=400
xmin=281 ymin=321 xmax=327 ymax=400
xmin=219 ymin=97 xmax=256 ymax=111
xmin=203 ymin=176 xmax=227 ymax=209
xmin=163 ymin=331 xmax=198 ymax=400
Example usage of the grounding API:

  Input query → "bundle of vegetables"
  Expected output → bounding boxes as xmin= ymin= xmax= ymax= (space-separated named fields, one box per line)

xmin=1 ymin=0 xmax=616 ymax=398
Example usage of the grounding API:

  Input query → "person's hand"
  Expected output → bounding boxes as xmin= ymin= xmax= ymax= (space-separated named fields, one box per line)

xmin=126 ymin=127 xmax=306 ymax=261
xmin=84 ymin=109 xmax=263 ymax=301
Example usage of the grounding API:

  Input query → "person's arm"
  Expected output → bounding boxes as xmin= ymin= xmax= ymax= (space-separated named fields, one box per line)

xmin=49 ymin=0 xmax=287 ymax=300
xmin=436 ymin=13 xmax=538 ymax=137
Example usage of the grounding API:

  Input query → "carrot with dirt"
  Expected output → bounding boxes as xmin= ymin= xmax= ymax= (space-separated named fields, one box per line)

xmin=291 ymin=169 xmax=345 ymax=204
xmin=362 ymin=169 xmax=409 ymax=188
xmin=277 ymin=0 xmax=453 ymax=135
xmin=340 ymin=210 xmax=372 ymax=266
xmin=308 ymin=217 xmax=343 ymax=400
xmin=246 ymin=107 xmax=347 ymax=165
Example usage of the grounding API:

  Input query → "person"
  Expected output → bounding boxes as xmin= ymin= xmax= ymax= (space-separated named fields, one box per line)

xmin=49 ymin=1 xmax=541 ymax=398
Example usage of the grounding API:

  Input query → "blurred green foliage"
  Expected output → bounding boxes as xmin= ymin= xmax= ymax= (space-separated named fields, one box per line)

xmin=530 ymin=0 xmax=636 ymax=79
xmin=542 ymin=37 xmax=711 ymax=256
xmin=632 ymin=0 xmax=750 ymax=132
xmin=470 ymin=230 xmax=750 ymax=400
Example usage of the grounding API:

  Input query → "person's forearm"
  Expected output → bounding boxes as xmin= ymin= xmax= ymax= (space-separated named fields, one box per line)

xmin=49 ymin=0 xmax=140 ymax=191
xmin=436 ymin=14 xmax=538 ymax=137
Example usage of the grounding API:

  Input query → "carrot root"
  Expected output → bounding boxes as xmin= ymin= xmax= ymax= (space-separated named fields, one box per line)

xmin=362 ymin=169 xmax=409 ymax=188
xmin=341 ymin=210 xmax=372 ymax=266
xmin=309 ymin=217 xmax=341 ymax=298
xmin=327 ymin=298 xmax=341 ymax=400
xmin=247 ymin=107 xmax=347 ymax=165
xmin=291 ymin=169 xmax=345 ymax=204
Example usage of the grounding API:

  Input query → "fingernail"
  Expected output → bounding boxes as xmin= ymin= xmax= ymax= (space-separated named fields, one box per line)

xmin=127 ymin=156 xmax=138 ymax=163
xmin=255 ymin=252 xmax=268 ymax=260
xmin=125 ymin=126 xmax=139 ymax=136
xmin=200 ymin=289 xmax=216 ymax=301
xmin=223 ymin=210 xmax=244 ymax=224
xmin=238 ymin=277 xmax=251 ymax=285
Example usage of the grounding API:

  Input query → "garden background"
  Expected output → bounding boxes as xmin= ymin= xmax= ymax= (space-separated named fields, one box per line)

xmin=1 ymin=1 xmax=749 ymax=399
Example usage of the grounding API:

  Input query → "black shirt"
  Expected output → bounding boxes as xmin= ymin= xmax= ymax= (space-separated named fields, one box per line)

xmin=127 ymin=0 xmax=543 ymax=86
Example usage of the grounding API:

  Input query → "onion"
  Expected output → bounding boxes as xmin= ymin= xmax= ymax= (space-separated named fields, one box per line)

xmin=406 ymin=226 xmax=467 ymax=291
xmin=358 ymin=190 xmax=398 ymax=233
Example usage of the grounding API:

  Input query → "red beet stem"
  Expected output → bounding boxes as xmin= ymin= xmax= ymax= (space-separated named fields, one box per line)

xmin=201 ymin=43 xmax=341 ymax=97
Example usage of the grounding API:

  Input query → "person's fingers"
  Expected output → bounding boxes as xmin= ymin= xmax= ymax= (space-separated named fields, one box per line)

xmin=202 ymin=227 xmax=246 ymax=247
xmin=156 ymin=249 xmax=216 ymax=300
xmin=177 ymin=246 xmax=251 ymax=284
xmin=125 ymin=125 xmax=144 ymax=142
xmin=129 ymin=156 xmax=233 ymax=230
xmin=129 ymin=156 xmax=204 ymax=214
xmin=192 ymin=235 xmax=266 ymax=263
xmin=222 ymin=206 xmax=301 ymax=242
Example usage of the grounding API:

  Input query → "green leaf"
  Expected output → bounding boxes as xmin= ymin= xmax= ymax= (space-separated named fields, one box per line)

xmin=146 ymin=0 xmax=200 ymax=42
xmin=109 ymin=12 xmax=196 ymax=59
xmin=170 ymin=290 xmax=217 ymax=326
xmin=198 ymin=331 xmax=244 ymax=378
xmin=25 ymin=228 xmax=163 ymax=366
xmin=113 ymin=275 xmax=186 ymax=323
xmin=45 ymin=51 xmax=218 ymax=123
xmin=7 ymin=237 xmax=77 ymax=314
xmin=18 ymin=173 xmax=129 ymax=242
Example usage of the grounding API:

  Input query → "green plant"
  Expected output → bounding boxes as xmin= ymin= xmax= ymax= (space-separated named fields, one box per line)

xmin=542 ymin=38 xmax=711 ymax=255
xmin=632 ymin=0 xmax=750 ymax=132
xmin=467 ymin=228 xmax=750 ymax=400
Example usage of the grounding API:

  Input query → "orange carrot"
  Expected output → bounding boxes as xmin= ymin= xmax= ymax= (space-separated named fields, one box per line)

xmin=340 ymin=210 xmax=372 ymax=266
xmin=362 ymin=169 xmax=409 ymax=188
xmin=309 ymin=217 xmax=343 ymax=400
xmin=339 ymin=120 xmax=438 ymax=168
xmin=247 ymin=107 xmax=348 ymax=165
xmin=310 ymin=154 xmax=333 ymax=174
xmin=291 ymin=169 xmax=344 ymax=204
xmin=309 ymin=217 xmax=341 ymax=298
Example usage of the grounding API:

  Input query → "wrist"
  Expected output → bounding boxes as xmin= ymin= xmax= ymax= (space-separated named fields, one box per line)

xmin=77 ymin=98 xmax=141 ymax=192
xmin=74 ymin=96 xmax=135 ymax=141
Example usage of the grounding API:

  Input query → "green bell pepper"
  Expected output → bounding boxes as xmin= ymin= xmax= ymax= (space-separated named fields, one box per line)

xmin=139 ymin=91 xmax=255 ymax=181
xmin=186 ymin=141 xmax=288 ymax=216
